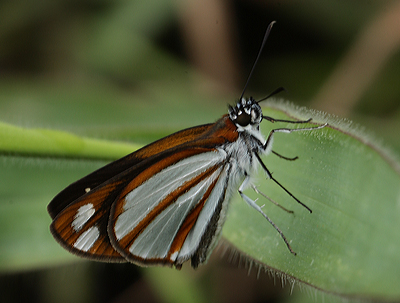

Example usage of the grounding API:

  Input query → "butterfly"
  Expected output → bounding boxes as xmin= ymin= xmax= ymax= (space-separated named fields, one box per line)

xmin=48 ymin=22 xmax=327 ymax=269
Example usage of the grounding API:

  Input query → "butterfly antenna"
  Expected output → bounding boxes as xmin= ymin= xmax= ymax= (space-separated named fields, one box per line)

xmin=239 ymin=21 xmax=276 ymax=101
xmin=256 ymin=86 xmax=285 ymax=104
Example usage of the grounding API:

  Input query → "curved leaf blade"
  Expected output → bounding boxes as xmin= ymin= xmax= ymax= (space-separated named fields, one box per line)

xmin=222 ymin=104 xmax=400 ymax=301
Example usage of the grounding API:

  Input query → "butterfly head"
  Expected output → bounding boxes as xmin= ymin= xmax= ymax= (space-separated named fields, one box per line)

xmin=228 ymin=97 xmax=262 ymax=131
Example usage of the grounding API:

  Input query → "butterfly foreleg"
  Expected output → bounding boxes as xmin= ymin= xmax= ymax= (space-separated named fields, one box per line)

xmin=262 ymin=122 xmax=327 ymax=156
xmin=271 ymin=150 xmax=298 ymax=161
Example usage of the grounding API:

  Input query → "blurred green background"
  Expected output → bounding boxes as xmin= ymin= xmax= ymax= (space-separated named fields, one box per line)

xmin=1 ymin=0 xmax=400 ymax=302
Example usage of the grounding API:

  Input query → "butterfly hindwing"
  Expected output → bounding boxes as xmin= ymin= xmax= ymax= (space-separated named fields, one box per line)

xmin=109 ymin=148 xmax=232 ymax=267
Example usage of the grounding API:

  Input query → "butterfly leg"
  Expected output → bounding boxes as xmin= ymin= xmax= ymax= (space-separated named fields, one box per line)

xmin=272 ymin=150 xmax=298 ymax=161
xmin=238 ymin=174 xmax=296 ymax=255
xmin=254 ymin=153 xmax=312 ymax=213
xmin=251 ymin=185 xmax=293 ymax=213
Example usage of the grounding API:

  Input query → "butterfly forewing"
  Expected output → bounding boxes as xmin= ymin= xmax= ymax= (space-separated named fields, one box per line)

xmin=49 ymin=116 xmax=240 ymax=266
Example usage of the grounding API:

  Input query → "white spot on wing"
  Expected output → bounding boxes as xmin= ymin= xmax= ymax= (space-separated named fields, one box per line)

xmin=73 ymin=226 xmax=100 ymax=252
xmin=72 ymin=203 xmax=95 ymax=232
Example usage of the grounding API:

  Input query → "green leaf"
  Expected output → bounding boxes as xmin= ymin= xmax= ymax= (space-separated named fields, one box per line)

xmin=0 ymin=121 xmax=140 ymax=159
xmin=0 ymin=102 xmax=399 ymax=302
xmin=222 ymin=102 xmax=400 ymax=301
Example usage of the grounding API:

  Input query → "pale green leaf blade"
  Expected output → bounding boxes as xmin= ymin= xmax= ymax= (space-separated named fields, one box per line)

xmin=222 ymin=104 xmax=400 ymax=301
xmin=0 ymin=121 xmax=139 ymax=159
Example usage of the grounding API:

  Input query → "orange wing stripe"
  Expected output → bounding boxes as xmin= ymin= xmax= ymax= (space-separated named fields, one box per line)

xmin=130 ymin=124 xmax=213 ymax=160
xmin=132 ymin=115 xmax=238 ymax=160
xmin=167 ymin=174 xmax=220 ymax=258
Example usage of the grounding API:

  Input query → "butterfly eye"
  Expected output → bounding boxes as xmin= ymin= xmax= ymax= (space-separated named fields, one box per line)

xmin=235 ymin=112 xmax=251 ymax=126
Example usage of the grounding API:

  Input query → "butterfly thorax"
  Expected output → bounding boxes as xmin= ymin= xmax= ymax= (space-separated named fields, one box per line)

xmin=221 ymin=98 xmax=267 ymax=188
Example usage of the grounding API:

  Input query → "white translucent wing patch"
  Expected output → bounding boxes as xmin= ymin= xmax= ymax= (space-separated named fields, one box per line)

xmin=71 ymin=203 xmax=95 ymax=232
xmin=128 ymin=167 xmax=223 ymax=260
xmin=73 ymin=226 xmax=100 ymax=252
xmin=113 ymin=150 xmax=226 ymax=242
